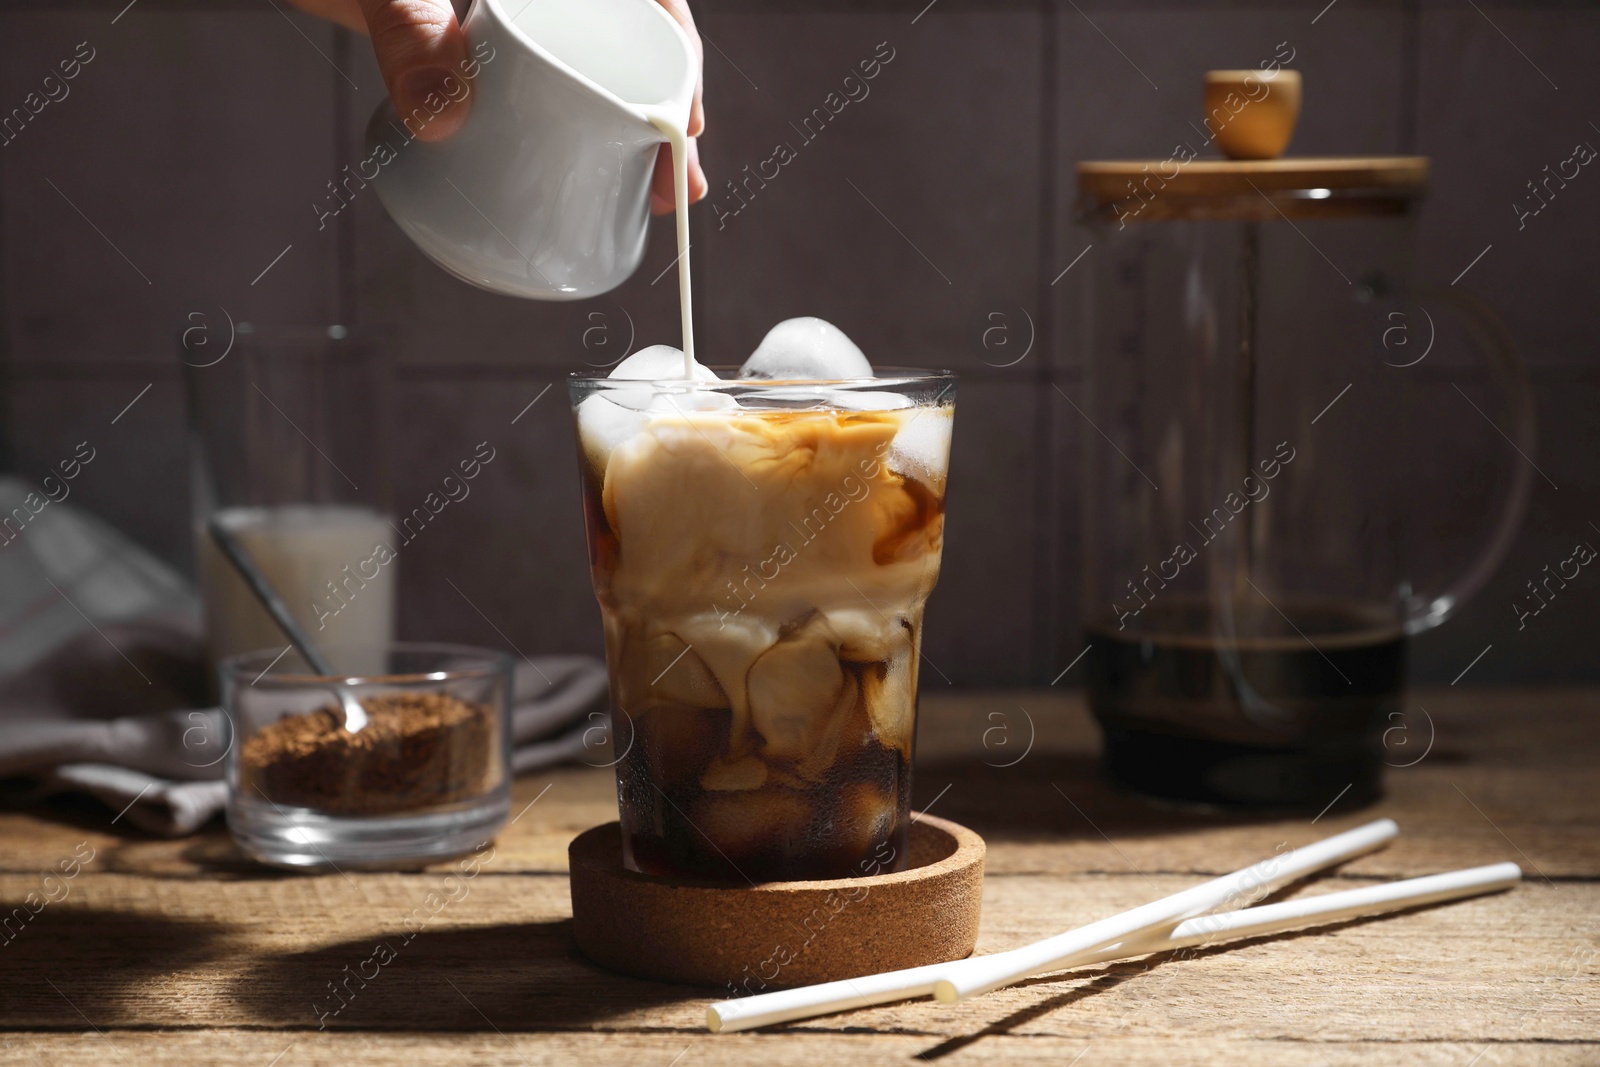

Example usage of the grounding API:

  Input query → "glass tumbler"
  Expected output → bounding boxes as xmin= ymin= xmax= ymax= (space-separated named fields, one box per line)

xmin=183 ymin=324 xmax=396 ymax=675
xmin=569 ymin=370 xmax=956 ymax=882
xmin=223 ymin=643 xmax=512 ymax=868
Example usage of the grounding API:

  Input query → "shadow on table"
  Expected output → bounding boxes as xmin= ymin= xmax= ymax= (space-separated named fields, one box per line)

xmin=0 ymin=793 xmax=421 ymax=882
xmin=911 ymin=953 xmax=1175 ymax=1060
xmin=0 ymin=788 xmax=217 ymax=840
xmin=174 ymin=834 xmax=478 ymax=878
xmin=905 ymin=890 xmax=1497 ymax=1060
xmin=232 ymin=920 xmax=689 ymax=1030
xmin=0 ymin=907 xmax=231 ymax=1025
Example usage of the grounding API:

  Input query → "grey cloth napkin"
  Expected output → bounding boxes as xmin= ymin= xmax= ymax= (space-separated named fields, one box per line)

xmin=0 ymin=615 xmax=611 ymax=836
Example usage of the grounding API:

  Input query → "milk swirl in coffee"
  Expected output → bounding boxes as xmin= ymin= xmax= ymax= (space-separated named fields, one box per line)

xmin=573 ymin=323 xmax=954 ymax=881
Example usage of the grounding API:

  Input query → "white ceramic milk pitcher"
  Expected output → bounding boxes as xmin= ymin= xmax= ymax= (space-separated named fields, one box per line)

xmin=365 ymin=0 xmax=698 ymax=300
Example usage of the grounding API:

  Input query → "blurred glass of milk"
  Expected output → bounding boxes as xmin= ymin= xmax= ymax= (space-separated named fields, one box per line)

xmin=183 ymin=324 xmax=395 ymax=673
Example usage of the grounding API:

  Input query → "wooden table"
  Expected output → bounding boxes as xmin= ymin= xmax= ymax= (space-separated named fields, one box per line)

xmin=1 ymin=688 xmax=1595 ymax=1065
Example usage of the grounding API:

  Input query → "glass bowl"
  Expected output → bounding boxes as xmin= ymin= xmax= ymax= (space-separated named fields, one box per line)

xmin=221 ymin=642 xmax=512 ymax=868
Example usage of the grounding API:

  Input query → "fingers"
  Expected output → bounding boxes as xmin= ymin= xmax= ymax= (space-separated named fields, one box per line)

xmin=650 ymin=137 xmax=708 ymax=215
xmin=649 ymin=0 xmax=707 ymax=214
xmin=652 ymin=0 xmax=704 ymax=137
xmin=356 ymin=0 xmax=472 ymax=142
xmin=327 ymin=0 xmax=707 ymax=203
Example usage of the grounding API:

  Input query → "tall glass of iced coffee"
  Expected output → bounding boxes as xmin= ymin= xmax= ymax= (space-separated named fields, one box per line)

xmin=570 ymin=339 xmax=954 ymax=882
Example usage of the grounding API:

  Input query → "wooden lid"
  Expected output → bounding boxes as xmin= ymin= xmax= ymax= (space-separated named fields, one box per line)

xmin=1078 ymin=156 xmax=1430 ymax=223
xmin=568 ymin=813 xmax=985 ymax=991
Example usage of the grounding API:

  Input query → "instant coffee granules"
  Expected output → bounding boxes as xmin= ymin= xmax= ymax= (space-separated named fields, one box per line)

xmin=238 ymin=691 xmax=493 ymax=815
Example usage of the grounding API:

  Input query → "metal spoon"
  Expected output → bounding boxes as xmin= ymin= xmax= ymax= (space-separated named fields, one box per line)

xmin=207 ymin=516 xmax=369 ymax=732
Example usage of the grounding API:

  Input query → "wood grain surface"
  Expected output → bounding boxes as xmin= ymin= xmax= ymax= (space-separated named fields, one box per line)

xmin=0 ymin=687 xmax=1595 ymax=1065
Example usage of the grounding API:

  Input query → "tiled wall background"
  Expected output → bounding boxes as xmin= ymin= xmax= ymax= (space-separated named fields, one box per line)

xmin=3 ymin=0 xmax=1596 ymax=686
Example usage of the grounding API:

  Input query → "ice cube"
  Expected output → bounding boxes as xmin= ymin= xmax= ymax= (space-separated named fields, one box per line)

xmin=575 ymin=394 xmax=648 ymax=470
xmin=791 ymin=672 xmax=862 ymax=783
xmin=608 ymin=387 xmax=735 ymax=413
xmin=643 ymin=389 xmax=740 ymax=413
xmin=638 ymin=703 xmax=729 ymax=791
xmin=699 ymin=753 xmax=768 ymax=791
xmin=827 ymin=607 xmax=901 ymax=663
xmin=635 ymin=634 xmax=726 ymax=710
xmin=609 ymin=345 xmax=720 ymax=382
xmin=890 ymin=407 xmax=955 ymax=487
xmin=675 ymin=612 xmax=780 ymax=756
xmin=747 ymin=614 xmax=843 ymax=761
xmin=859 ymin=645 xmax=914 ymax=756
xmin=826 ymin=390 xmax=914 ymax=411
xmin=604 ymin=346 xmax=730 ymax=413
xmin=740 ymin=317 xmax=872 ymax=381
xmin=830 ymin=780 xmax=896 ymax=863
xmin=733 ymin=388 xmax=832 ymax=411
xmin=692 ymin=790 xmax=812 ymax=860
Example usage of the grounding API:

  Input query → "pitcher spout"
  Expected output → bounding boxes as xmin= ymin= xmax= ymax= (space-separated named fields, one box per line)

xmin=482 ymin=0 xmax=696 ymax=134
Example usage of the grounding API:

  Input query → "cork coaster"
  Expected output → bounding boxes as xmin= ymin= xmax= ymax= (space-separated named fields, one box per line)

xmin=568 ymin=813 xmax=985 ymax=990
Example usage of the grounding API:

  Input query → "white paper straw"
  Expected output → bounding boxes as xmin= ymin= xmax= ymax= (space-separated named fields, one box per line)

xmin=707 ymin=818 xmax=1397 ymax=1032
xmin=707 ymin=852 xmax=1514 ymax=1034
xmin=1078 ymin=861 xmax=1521 ymax=964
xmin=933 ymin=817 xmax=1400 ymax=1002
xmin=707 ymin=958 xmax=952 ymax=1033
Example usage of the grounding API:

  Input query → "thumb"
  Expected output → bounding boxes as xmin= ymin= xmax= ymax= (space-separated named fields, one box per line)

xmin=357 ymin=0 xmax=473 ymax=142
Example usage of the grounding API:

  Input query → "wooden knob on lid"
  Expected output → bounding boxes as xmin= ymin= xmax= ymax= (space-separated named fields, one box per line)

xmin=1205 ymin=68 xmax=1302 ymax=160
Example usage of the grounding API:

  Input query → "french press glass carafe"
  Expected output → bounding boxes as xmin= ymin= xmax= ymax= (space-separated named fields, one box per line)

xmin=1076 ymin=123 xmax=1532 ymax=810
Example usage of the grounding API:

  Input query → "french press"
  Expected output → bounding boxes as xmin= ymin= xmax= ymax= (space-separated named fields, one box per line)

xmin=1075 ymin=73 xmax=1533 ymax=809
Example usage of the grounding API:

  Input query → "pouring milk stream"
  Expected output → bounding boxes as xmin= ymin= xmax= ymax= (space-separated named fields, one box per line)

xmin=645 ymin=112 xmax=697 ymax=376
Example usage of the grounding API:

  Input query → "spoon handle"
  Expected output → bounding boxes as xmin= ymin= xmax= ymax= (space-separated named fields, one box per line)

xmin=206 ymin=516 xmax=334 ymax=676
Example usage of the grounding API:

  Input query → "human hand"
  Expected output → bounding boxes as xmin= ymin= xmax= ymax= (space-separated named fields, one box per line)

xmin=288 ymin=0 xmax=706 ymax=214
